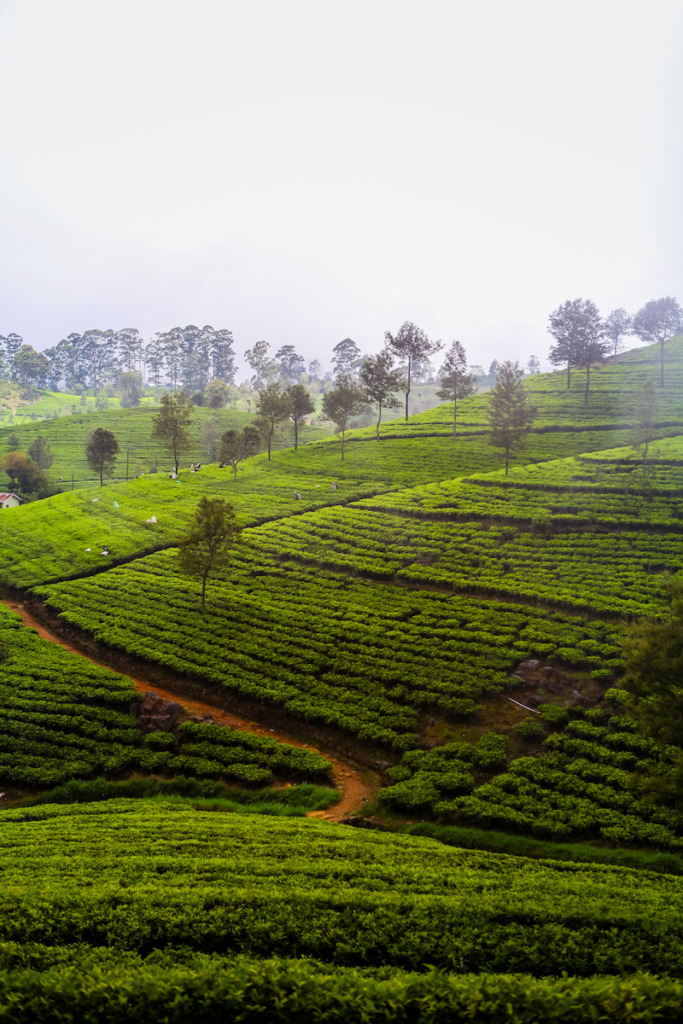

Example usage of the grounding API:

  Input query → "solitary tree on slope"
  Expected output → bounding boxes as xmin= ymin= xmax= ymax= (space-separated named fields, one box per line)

xmin=177 ymin=497 xmax=240 ymax=610
xmin=85 ymin=428 xmax=119 ymax=486
xmin=487 ymin=361 xmax=537 ymax=474
xmin=359 ymin=351 xmax=405 ymax=440
xmin=632 ymin=297 xmax=683 ymax=387
xmin=385 ymin=321 xmax=442 ymax=421
xmin=152 ymin=390 xmax=194 ymax=475
xmin=436 ymin=341 xmax=475 ymax=438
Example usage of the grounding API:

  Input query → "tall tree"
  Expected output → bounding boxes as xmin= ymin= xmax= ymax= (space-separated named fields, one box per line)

xmin=359 ymin=350 xmax=405 ymax=440
xmin=255 ymin=383 xmax=292 ymax=460
xmin=145 ymin=333 xmax=166 ymax=387
xmin=287 ymin=383 xmax=315 ymax=450
xmin=152 ymin=390 xmax=194 ymax=474
xmin=321 ymin=375 xmax=367 ymax=460
xmin=385 ymin=321 xmax=441 ymax=421
xmin=1 ymin=333 xmax=23 ymax=380
xmin=220 ymin=425 xmax=261 ymax=479
xmin=604 ymin=308 xmax=632 ymax=356
xmin=308 ymin=359 xmax=323 ymax=382
xmin=211 ymin=328 xmax=236 ymax=384
xmin=632 ymin=297 xmax=683 ymax=386
xmin=85 ymin=427 xmax=119 ymax=486
xmin=244 ymin=340 xmax=276 ymax=389
xmin=548 ymin=298 xmax=601 ymax=391
xmin=28 ymin=436 xmax=54 ymax=470
xmin=13 ymin=345 xmax=50 ymax=388
xmin=572 ymin=309 xmax=608 ymax=405
xmin=435 ymin=341 xmax=475 ymax=438
xmin=331 ymin=338 xmax=362 ymax=380
xmin=177 ymin=497 xmax=240 ymax=610
xmin=526 ymin=355 xmax=541 ymax=375
xmin=274 ymin=345 xmax=305 ymax=385
xmin=487 ymin=361 xmax=537 ymax=474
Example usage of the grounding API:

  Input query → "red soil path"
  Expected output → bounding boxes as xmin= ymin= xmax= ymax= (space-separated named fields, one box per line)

xmin=3 ymin=598 xmax=376 ymax=822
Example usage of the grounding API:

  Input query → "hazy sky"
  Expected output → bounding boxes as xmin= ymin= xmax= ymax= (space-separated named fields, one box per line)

xmin=0 ymin=0 xmax=681 ymax=375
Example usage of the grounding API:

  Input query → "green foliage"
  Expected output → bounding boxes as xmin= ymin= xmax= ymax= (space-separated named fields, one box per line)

xmin=151 ymin=390 xmax=194 ymax=474
xmin=487 ymin=361 xmax=537 ymax=473
xmin=177 ymin=497 xmax=240 ymax=609
xmin=85 ymin=427 xmax=119 ymax=486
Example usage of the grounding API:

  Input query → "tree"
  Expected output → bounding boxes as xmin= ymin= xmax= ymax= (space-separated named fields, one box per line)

xmin=286 ymin=384 xmax=315 ymax=450
xmin=118 ymin=371 xmax=143 ymax=408
xmin=321 ymin=375 xmax=367 ymax=460
xmin=526 ymin=355 xmax=541 ymax=375
xmin=573 ymin=310 xmax=608 ymax=405
xmin=487 ymin=361 xmax=537 ymax=474
xmin=331 ymin=338 xmax=363 ymax=380
xmin=1 ymin=452 xmax=46 ymax=494
xmin=604 ymin=308 xmax=632 ymax=356
xmin=244 ymin=340 xmax=276 ymax=389
xmin=623 ymin=578 xmax=683 ymax=807
xmin=274 ymin=345 xmax=305 ymax=385
xmin=13 ymin=345 xmax=50 ymax=388
xmin=435 ymin=341 xmax=475 ymax=438
xmin=358 ymin=350 xmax=405 ymax=441
xmin=28 ymin=436 xmax=54 ymax=470
xmin=255 ymin=383 xmax=292 ymax=461
xmin=205 ymin=378 xmax=230 ymax=409
xmin=220 ymin=425 xmax=261 ymax=479
xmin=632 ymin=297 xmax=683 ymax=386
xmin=177 ymin=497 xmax=240 ymax=610
xmin=385 ymin=321 xmax=442 ymax=421
xmin=488 ymin=359 xmax=500 ymax=381
xmin=85 ymin=428 xmax=119 ymax=485
xmin=152 ymin=390 xmax=194 ymax=474
xmin=548 ymin=298 xmax=602 ymax=393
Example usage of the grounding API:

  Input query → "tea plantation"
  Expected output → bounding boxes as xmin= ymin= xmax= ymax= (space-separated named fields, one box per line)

xmin=2 ymin=337 xmax=683 ymax=1020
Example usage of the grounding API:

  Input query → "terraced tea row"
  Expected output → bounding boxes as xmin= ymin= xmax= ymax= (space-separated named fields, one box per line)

xmin=247 ymin=506 xmax=681 ymax=617
xmin=0 ymin=603 xmax=331 ymax=789
xmin=35 ymin=549 xmax=626 ymax=749
xmin=2 ymin=800 xmax=682 ymax=977
xmin=382 ymin=705 xmax=683 ymax=848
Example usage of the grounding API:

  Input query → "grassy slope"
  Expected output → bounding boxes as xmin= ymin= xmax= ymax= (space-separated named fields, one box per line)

xmin=0 ymin=402 xmax=332 ymax=490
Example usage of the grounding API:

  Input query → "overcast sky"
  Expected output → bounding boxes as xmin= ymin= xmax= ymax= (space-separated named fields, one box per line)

xmin=0 ymin=0 xmax=681 ymax=375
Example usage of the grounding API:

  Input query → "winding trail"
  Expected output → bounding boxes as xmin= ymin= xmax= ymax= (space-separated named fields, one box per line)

xmin=3 ymin=598 xmax=376 ymax=822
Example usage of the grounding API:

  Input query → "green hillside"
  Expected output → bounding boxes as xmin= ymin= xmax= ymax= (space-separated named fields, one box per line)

xmin=0 ymin=799 xmax=681 ymax=1022
xmin=2 ymin=338 xmax=683 ymax=1019
xmin=0 ymin=402 xmax=332 ymax=491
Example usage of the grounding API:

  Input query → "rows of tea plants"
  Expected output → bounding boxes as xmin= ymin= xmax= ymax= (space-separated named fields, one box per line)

xmin=244 ymin=505 xmax=681 ymax=616
xmin=35 ymin=548 xmax=627 ymax=748
xmin=0 ymin=948 xmax=680 ymax=1024
xmin=0 ymin=604 xmax=332 ymax=789
xmin=439 ymin=707 xmax=683 ymax=849
xmin=0 ymin=458 xmax=384 ymax=588
xmin=2 ymin=799 xmax=683 ymax=978
xmin=361 ymin=449 xmax=683 ymax=529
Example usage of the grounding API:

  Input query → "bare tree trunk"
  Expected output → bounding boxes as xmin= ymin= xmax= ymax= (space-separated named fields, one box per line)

xmin=404 ymin=358 xmax=412 ymax=421
xmin=567 ymin=361 xmax=571 ymax=390
xmin=341 ymin=428 xmax=345 ymax=460
xmin=201 ymin=571 xmax=207 ymax=610
xmin=584 ymin=364 xmax=590 ymax=405
xmin=452 ymin=396 xmax=457 ymax=438
xmin=376 ymin=401 xmax=382 ymax=441
xmin=661 ymin=340 xmax=665 ymax=386
xmin=268 ymin=423 xmax=273 ymax=461
xmin=294 ymin=419 xmax=299 ymax=450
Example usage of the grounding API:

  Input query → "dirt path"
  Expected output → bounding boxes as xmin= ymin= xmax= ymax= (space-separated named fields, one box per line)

xmin=3 ymin=599 xmax=376 ymax=822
